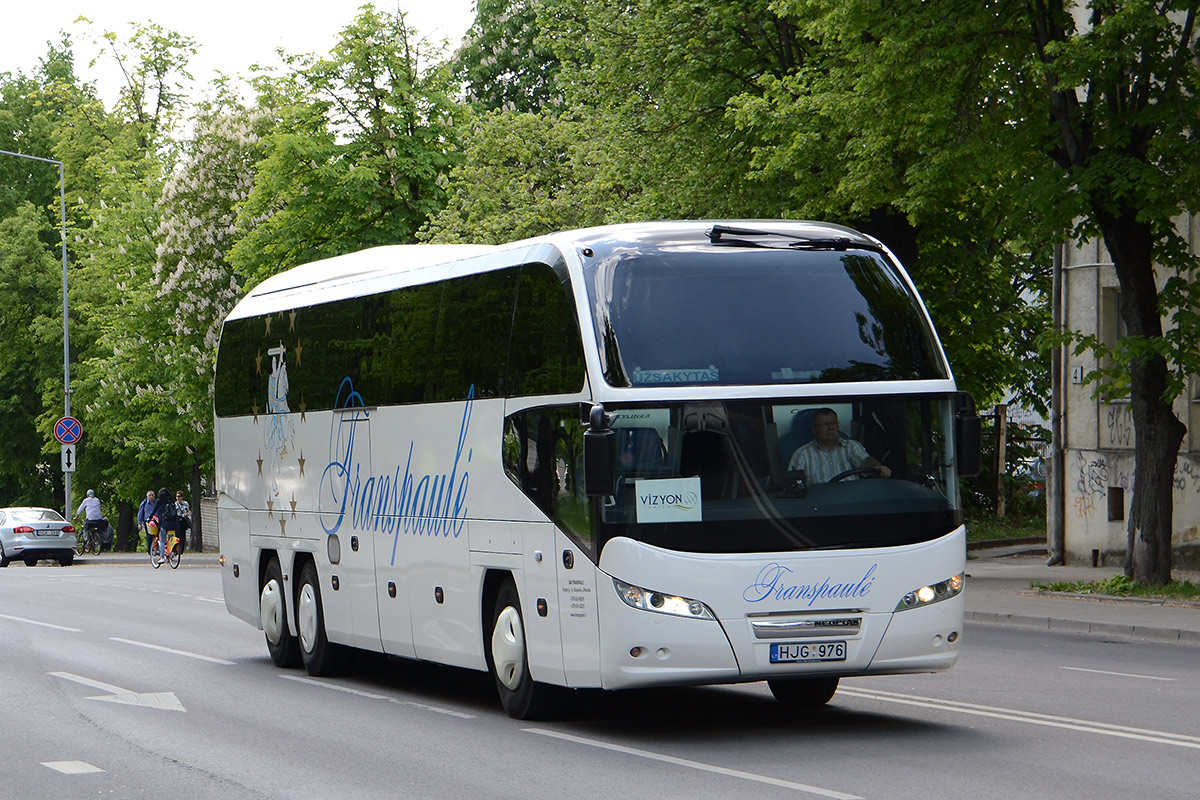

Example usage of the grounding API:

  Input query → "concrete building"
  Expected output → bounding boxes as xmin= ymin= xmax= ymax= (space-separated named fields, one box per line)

xmin=1058 ymin=221 xmax=1200 ymax=570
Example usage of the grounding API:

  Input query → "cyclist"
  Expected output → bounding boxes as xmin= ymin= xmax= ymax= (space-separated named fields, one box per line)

xmin=136 ymin=489 xmax=155 ymax=550
xmin=74 ymin=489 xmax=108 ymax=551
xmin=147 ymin=487 xmax=182 ymax=562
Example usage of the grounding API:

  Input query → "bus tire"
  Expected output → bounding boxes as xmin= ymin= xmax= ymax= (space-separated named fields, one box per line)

xmin=768 ymin=676 xmax=839 ymax=708
xmin=297 ymin=561 xmax=341 ymax=676
xmin=489 ymin=579 xmax=555 ymax=720
xmin=261 ymin=557 xmax=301 ymax=668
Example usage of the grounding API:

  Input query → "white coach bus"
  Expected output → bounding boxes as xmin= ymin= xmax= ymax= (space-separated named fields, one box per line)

xmin=214 ymin=220 xmax=981 ymax=719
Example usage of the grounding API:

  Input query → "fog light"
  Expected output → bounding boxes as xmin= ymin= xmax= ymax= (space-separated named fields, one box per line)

xmin=630 ymin=646 xmax=645 ymax=658
xmin=948 ymin=631 xmax=959 ymax=643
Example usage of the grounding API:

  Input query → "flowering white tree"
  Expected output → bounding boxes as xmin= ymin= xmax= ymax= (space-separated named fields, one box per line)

xmin=79 ymin=106 xmax=266 ymax=509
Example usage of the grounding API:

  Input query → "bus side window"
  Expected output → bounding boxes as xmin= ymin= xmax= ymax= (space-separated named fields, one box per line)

xmin=504 ymin=408 xmax=594 ymax=554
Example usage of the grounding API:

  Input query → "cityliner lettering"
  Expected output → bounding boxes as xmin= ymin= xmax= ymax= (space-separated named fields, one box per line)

xmin=743 ymin=562 xmax=877 ymax=606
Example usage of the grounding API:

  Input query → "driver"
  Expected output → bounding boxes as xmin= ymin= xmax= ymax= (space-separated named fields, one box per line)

xmin=787 ymin=408 xmax=891 ymax=482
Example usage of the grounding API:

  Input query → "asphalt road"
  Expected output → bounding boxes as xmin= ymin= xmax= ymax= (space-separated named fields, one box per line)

xmin=2 ymin=562 xmax=1196 ymax=800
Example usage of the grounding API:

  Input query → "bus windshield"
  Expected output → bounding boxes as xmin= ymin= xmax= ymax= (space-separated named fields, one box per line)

xmin=592 ymin=395 xmax=962 ymax=555
xmin=582 ymin=242 xmax=948 ymax=387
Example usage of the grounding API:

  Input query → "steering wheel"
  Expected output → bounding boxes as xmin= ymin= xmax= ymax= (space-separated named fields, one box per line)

xmin=828 ymin=466 xmax=882 ymax=483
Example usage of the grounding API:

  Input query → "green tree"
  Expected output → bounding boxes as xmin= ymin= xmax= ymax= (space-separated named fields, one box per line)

xmin=0 ymin=40 xmax=92 ymax=509
xmin=421 ymin=109 xmax=610 ymax=244
xmin=1031 ymin=1 xmax=1200 ymax=583
xmin=61 ymin=22 xmax=196 ymax=525
xmin=0 ymin=204 xmax=63 ymax=505
xmin=231 ymin=7 xmax=464 ymax=286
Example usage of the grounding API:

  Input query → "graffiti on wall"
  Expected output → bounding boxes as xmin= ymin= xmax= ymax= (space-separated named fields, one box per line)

xmin=1177 ymin=458 xmax=1200 ymax=495
xmin=1104 ymin=405 xmax=1134 ymax=448
xmin=1071 ymin=451 xmax=1109 ymax=519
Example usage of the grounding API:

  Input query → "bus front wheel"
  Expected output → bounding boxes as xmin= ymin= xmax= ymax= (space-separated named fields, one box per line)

xmin=297 ymin=561 xmax=342 ymax=676
xmin=261 ymin=557 xmax=300 ymax=668
xmin=489 ymin=579 xmax=555 ymax=720
xmin=768 ymin=676 xmax=839 ymax=708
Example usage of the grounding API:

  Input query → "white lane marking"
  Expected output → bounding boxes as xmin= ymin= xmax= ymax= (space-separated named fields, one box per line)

xmin=1060 ymin=666 xmax=1176 ymax=681
xmin=43 ymin=761 xmax=105 ymax=774
xmin=838 ymin=687 xmax=1200 ymax=749
xmin=280 ymin=674 xmax=476 ymax=719
xmin=109 ymin=637 xmax=235 ymax=665
xmin=0 ymin=613 xmax=81 ymax=632
xmin=49 ymin=671 xmax=186 ymax=712
xmin=525 ymin=728 xmax=862 ymax=799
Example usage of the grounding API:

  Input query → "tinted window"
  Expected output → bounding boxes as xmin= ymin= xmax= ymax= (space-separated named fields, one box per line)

xmin=586 ymin=395 xmax=962 ymax=555
xmin=585 ymin=246 xmax=947 ymax=387
xmin=215 ymin=261 xmax=585 ymax=416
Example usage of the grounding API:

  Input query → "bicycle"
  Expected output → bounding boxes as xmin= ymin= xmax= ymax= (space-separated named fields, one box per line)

xmin=75 ymin=521 xmax=104 ymax=556
xmin=149 ymin=530 xmax=182 ymax=569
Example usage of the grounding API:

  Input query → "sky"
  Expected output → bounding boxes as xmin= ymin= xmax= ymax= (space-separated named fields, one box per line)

xmin=0 ymin=1 xmax=477 ymax=106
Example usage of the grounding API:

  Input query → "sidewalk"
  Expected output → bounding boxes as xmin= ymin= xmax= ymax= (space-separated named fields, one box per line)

xmin=966 ymin=543 xmax=1200 ymax=646
xmin=72 ymin=551 xmax=221 ymax=567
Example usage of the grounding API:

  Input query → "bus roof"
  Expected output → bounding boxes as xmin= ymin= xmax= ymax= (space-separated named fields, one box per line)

xmin=225 ymin=221 xmax=889 ymax=322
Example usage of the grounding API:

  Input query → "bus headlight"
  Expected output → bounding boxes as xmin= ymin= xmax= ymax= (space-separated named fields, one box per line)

xmin=613 ymin=579 xmax=715 ymax=620
xmin=895 ymin=573 xmax=964 ymax=612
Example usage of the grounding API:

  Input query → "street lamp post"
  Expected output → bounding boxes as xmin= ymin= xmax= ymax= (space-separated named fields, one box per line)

xmin=1 ymin=149 xmax=72 ymax=518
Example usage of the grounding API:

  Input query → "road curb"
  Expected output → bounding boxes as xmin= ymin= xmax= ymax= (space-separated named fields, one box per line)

xmin=965 ymin=610 xmax=1200 ymax=646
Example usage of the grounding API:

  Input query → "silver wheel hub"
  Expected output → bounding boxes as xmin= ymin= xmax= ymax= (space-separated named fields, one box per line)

xmin=260 ymin=579 xmax=285 ymax=645
xmin=491 ymin=605 xmax=525 ymax=691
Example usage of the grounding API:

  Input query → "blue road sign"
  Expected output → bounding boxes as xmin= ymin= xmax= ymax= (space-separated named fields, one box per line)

xmin=54 ymin=416 xmax=82 ymax=445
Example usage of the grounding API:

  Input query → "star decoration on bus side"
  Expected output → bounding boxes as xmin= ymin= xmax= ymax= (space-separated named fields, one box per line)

xmin=267 ymin=497 xmax=275 ymax=517
xmin=290 ymin=493 xmax=298 ymax=519
xmin=298 ymin=452 xmax=306 ymax=477
xmin=257 ymin=453 xmax=263 ymax=476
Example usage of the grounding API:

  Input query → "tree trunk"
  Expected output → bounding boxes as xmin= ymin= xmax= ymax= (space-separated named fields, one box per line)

xmin=1096 ymin=210 xmax=1186 ymax=584
xmin=1125 ymin=355 xmax=1186 ymax=584
xmin=116 ymin=501 xmax=134 ymax=552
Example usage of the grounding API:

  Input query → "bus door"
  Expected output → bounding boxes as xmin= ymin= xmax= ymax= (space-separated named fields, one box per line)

xmin=328 ymin=408 xmax=383 ymax=652
xmin=554 ymin=530 xmax=601 ymax=688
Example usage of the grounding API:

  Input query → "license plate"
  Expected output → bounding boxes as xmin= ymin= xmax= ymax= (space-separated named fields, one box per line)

xmin=35 ymin=530 xmax=60 ymax=537
xmin=770 ymin=641 xmax=846 ymax=663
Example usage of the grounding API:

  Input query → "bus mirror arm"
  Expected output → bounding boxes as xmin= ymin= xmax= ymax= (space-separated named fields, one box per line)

xmin=584 ymin=404 xmax=617 ymax=497
xmin=955 ymin=392 xmax=982 ymax=478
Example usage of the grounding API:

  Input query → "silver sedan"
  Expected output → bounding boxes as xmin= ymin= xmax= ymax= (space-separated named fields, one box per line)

xmin=0 ymin=507 xmax=77 ymax=567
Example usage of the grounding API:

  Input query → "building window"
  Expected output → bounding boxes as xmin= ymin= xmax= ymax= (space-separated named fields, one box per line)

xmin=1100 ymin=287 xmax=1130 ymax=400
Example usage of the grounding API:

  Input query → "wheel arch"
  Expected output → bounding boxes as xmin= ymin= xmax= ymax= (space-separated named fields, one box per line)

xmin=480 ymin=568 xmax=516 ymax=668
xmin=258 ymin=546 xmax=306 ymax=637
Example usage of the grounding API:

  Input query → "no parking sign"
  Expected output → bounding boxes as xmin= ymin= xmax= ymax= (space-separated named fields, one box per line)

xmin=54 ymin=416 xmax=82 ymax=445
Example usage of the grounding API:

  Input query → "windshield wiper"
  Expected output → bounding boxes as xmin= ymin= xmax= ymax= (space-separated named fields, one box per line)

xmin=705 ymin=224 xmax=883 ymax=254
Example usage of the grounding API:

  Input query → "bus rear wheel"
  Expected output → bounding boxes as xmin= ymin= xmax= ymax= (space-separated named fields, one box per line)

xmin=297 ymin=561 xmax=342 ymax=676
xmin=489 ymin=579 xmax=556 ymax=720
xmin=768 ymin=676 xmax=839 ymax=708
xmin=261 ymin=557 xmax=300 ymax=668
